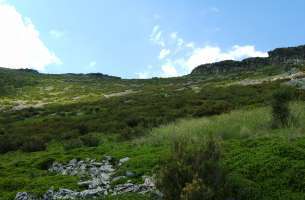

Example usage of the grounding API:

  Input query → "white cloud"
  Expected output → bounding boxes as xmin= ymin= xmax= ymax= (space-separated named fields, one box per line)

xmin=170 ymin=32 xmax=178 ymax=40
xmin=186 ymin=45 xmax=268 ymax=71
xmin=149 ymin=25 xmax=165 ymax=47
xmin=148 ymin=25 xmax=267 ymax=78
xmin=49 ymin=29 xmax=65 ymax=39
xmin=159 ymin=49 xmax=171 ymax=60
xmin=0 ymin=2 xmax=61 ymax=71
xmin=136 ymin=72 xmax=150 ymax=79
xmin=161 ymin=62 xmax=178 ymax=77
xmin=186 ymin=42 xmax=195 ymax=49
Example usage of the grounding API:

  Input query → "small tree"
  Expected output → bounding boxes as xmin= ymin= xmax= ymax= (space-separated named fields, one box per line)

xmin=271 ymin=87 xmax=293 ymax=128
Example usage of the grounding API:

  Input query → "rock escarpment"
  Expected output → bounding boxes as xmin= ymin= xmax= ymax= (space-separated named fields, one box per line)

xmin=191 ymin=45 xmax=305 ymax=75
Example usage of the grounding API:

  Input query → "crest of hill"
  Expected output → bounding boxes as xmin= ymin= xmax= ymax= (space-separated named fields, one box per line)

xmin=0 ymin=67 xmax=121 ymax=80
xmin=191 ymin=45 xmax=305 ymax=75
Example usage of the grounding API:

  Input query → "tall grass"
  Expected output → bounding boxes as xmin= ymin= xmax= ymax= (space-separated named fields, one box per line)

xmin=146 ymin=102 xmax=305 ymax=146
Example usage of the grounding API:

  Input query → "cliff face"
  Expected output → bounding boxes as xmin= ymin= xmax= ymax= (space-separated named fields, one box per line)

xmin=268 ymin=45 xmax=305 ymax=65
xmin=191 ymin=45 xmax=305 ymax=75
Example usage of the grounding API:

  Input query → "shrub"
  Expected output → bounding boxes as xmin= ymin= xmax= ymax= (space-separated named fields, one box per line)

xmin=77 ymin=124 xmax=89 ymax=135
xmin=271 ymin=87 xmax=293 ymax=128
xmin=34 ymin=157 xmax=55 ymax=170
xmin=63 ymin=138 xmax=83 ymax=150
xmin=80 ymin=134 xmax=100 ymax=147
xmin=60 ymin=130 xmax=80 ymax=140
xmin=157 ymin=136 xmax=232 ymax=200
xmin=0 ymin=135 xmax=15 ymax=153
xmin=21 ymin=136 xmax=47 ymax=152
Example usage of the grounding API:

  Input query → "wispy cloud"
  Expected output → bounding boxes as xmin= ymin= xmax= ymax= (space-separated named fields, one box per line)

xmin=149 ymin=25 xmax=165 ymax=47
xmin=136 ymin=72 xmax=150 ymax=79
xmin=0 ymin=2 xmax=62 ymax=71
xmin=144 ymin=25 xmax=268 ymax=78
xmin=161 ymin=62 xmax=178 ymax=77
xmin=159 ymin=49 xmax=171 ymax=60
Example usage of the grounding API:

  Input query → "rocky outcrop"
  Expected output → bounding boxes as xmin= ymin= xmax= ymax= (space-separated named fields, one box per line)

xmin=191 ymin=45 xmax=305 ymax=75
xmin=15 ymin=156 xmax=157 ymax=200
xmin=269 ymin=45 xmax=305 ymax=65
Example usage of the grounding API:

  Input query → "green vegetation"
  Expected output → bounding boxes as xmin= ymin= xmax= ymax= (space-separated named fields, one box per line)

xmin=1 ymin=61 xmax=305 ymax=199
xmin=1 ymin=101 xmax=305 ymax=199
xmin=271 ymin=87 xmax=294 ymax=128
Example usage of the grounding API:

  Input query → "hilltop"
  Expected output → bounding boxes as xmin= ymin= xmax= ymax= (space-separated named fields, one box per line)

xmin=191 ymin=45 xmax=305 ymax=75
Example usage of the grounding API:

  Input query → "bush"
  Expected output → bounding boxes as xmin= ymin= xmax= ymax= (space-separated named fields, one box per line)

xmin=0 ymin=135 xmax=16 ymax=153
xmin=63 ymin=138 xmax=83 ymax=150
xmin=21 ymin=136 xmax=47 ymax=152
xmin=157 ymin=136 xmax=233 ymax=200
xmin=34 ymin=157 xmax=55 ymax=170
xmin=80 ymin=134 xmax=100 ymax=147
xmin=271 ymin=87 xmax=293 ymax=128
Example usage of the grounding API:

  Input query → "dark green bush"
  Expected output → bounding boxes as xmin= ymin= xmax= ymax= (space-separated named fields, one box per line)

xmin=34 ymin=157 xmax=55 ymax=170
xmin=157 ymin=136 xmax=233 ymax=200
xmin=0 ymin=136 xmax=14 ymax=153
xmin=271 ymin=87 xmax=294 ymax=128
xmin=63 ymin=138 xmax=83 ymax=150
xmin=21 ymin=136 xmax=47 ymax=152
xmin=77 ymin=124 xmax=89 ymax=135
xmin=60 ymin=130 xmax=80 ymax=140
xmin=80 ymin=134 xmax=100 ymax=147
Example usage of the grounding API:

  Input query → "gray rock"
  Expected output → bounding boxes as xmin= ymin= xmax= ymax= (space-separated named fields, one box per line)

xmin=68 ymin=159 xmax=77 ymax=166
xmin=125 ymin=171 xmax=136 ymax=177
xmin=15 ymin=192 xmax=35 ymax=200
xmin=43 ymin=189 xmax=55 ymax=200
xmin=21 ymin=157 xmax=157 ymax=199
xmin=112 ymin=176 xmax=126 ymax=183
xmin=53 ymin=188 xmax=78 ymax=199
xmin=119 ymin=157 xmax=130 ymax=164
xmin=79 ymin=187 xmax=105 ymax=198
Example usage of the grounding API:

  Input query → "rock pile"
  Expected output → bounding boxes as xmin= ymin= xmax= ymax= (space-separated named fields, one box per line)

xmin=15 ymin=156 xmax=157 ymax=200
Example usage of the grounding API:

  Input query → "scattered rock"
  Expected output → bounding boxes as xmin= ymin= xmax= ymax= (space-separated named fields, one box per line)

xmin=17 ymin=156 xmax=157 ymax=199
xmin=15 ymin=192 xmax=35 ymax=200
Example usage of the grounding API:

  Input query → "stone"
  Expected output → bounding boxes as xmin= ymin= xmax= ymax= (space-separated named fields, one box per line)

xmin=68 ymin=159 xmax=77 ymax=166
xmin=15 ymin=192 xmax=35 ymax=200
xmin=113 ymin=183 xmax=140 ymax=194
xmin=143 ymin=176 xmax=155 ymax=187
xmin=53 ymin=188 xmax=78 ymax=199
xmin=125 ymin=171 xmax=136 ymax=177
xmin=20 ymin=157 xmax=158 ymax=199
xmin=112 ymin=176 xmax=126 ymax=182
xmin=79 ymin=187 xmax=105 ymax=198
xmin=99 ymin=163 xmax=114 ymax=173
xmin=119 ymin=157 xmax=130 ymax=164
xmin=43 ymin=189 xmax=55 ymax=200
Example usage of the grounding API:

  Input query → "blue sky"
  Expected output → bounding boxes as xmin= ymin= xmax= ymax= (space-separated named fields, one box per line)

xmin=1 ymin=0 xmax=305 ymax=78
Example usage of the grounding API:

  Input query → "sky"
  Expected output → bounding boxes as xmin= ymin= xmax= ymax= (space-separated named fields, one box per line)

xmin=0 ymin=0 xmax=305 ymax=78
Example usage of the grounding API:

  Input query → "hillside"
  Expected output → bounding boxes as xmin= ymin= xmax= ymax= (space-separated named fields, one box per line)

xmin=1 ymin=44 xmax=305 ymax=200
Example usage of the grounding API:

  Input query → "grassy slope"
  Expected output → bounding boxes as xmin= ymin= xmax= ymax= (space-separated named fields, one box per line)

xmin=1 ymin=66 xmax=305 ymax=199
xmin=1 ymin=103 xmax=305 ymax=199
